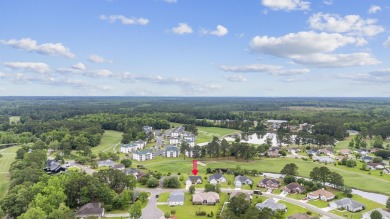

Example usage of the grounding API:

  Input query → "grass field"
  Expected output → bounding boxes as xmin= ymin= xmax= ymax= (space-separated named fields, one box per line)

xmin=279 ymin=200 xmax=319 ymax=218
xmin=9 ymin=116 xmax=20 ymax=124
xmin=330 ymin=194 xmax=385 ymax=219
xmin=91 ymin=130 xmax=123 ymax=154
xmin=0 ymin=146 xmax=20 ymax=198
xmin=157 ymin=192 xmax=228 ymax=219
xmin=134 ymin=156 xmax=390 ymax=195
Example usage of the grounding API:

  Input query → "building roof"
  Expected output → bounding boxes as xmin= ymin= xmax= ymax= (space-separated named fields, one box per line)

xmin=287 ymin=213 xmax=310 ymax=219
xmin=122 ymin=168 xmax=140 ymax=175
xmin=234 ymin=175 xmax=253 ymax=183
xmin=169 ymin=191 xmax=184 ymax=203
xmin=134 ymin=149 xmax=152 ymax=155
xmin=259 ymin=178 xmax=280 ymax=185
xmin=187 ymin=176 xmax=202 ymax=181
xmin=255 ymin=198 xmax=286 ymax=211
xmin=166 ymin=145 xmax=179 ymax=152
xmin=97 ymin=159 xmax=115 ymax=166
xmin=331 ymin=198 xmax=365 ymax=209
xmin=208 ymin=173 xmax=225 ymax=181
xmin=112 ymin=163 xmax=125 ymax=169
xmin=134 ymin=140 xmax=145 ymax=144
xmin=76 ymin=203 xmax=104 ymax=216
xmin=267 ymin=120 xmax=288 ymax=123
xmin=285 ymin=183 xmax=306 ymax=192
xmin=122 ymin=143 xmax=138 ymax=148
xmin=192 ymin=192 xmax=220 ymax=203
xmin=308 ymin=189 xmax=335 ymax=199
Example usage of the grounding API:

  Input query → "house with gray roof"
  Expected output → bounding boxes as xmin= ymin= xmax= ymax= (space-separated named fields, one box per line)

xmin=111 ymin=163 xmax=125 ymax=170
xmin=76 ymin=202 xmax=104 ymax=219
xmin=186 ymin=176 xmax=203 ymax=186
xmin=257 ymin=178 xmax=280 ymax=189
xmin=192 ymin=192 xmax=220 ymax=205
xmin=97 ymin=159 xmax=115 ymax=167
xmin=234 ymin=175 xmax=253 ymax=188
xmin=315 ymin=156 xmax=334 ymax=163
xmin=283 ymin=183 xmax=306 ymax=194
xmin=208 ymin=174 xmax=227 ymax=184
xmin=165 ymin=145 xmax=180 ymax=158
xmin=122 ymin=168 xmax=140 ymax=179
xmin=255 ymin=198 xmax=286 ymax=212
xmin=329 ymin=198 xmax=365 ymax=212
xmin=132 ymin=150 xmax=153 ymax=161
xmin=168 ymin=191 xmax=184 ymax=206
xmin=120 ymin=140 xmax=145 ymax=153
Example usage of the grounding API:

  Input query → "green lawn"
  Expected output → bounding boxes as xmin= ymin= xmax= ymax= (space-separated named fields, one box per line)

xmin=307 ymin=199 xmax=330 ymax=208
xmin=157 ymin=192 xmax=228 ymax=219
xmin=158 ymin=192 xmax=170 ymax=202
xmin=137 ymin=156 xmax=390 ymax=195
xmin=0 ymin=146 xmax=21 ymax=198
xmin=279 ymin=200 xmax=319 ymax=218
xmin=91 ymin=130 xmax=123 ymax=154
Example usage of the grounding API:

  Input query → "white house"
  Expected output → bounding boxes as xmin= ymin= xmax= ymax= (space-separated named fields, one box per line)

xmin=120 ymin=143 xmax=142 ymax=153
xmin=186 ymin=176 xmax=203 ymax=186
xmin=168 ymin=191 xmax=184 ymax=206
xmin=183 ymin=132 xmax=195 ymax=141
xmin=185 ymin=139 xmax=195 ymax=147
xmin=208 ymin=174 xmax=227 ymax=184
xmin=169 ymin=137 xmax=180 ymax=145
xmin=234 ymin=175 xmax=253 ymax=188
xmin=329 ymin=198 xmax=365 ymax=212
xmin=165 ymin=145 xmax=180 ymax=158
xmin=133 ymin=150 xmax=153 ymax=161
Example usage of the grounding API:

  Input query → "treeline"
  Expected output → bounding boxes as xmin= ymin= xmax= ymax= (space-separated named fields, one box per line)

xmin=0 ymin=146 xmax=137 ymax=218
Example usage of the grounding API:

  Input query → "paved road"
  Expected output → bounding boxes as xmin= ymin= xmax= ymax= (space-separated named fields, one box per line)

xmin=68 ymin=160 xmax=96 ymax=175
xmin=138 ymin=188 xmax=164 ymax=219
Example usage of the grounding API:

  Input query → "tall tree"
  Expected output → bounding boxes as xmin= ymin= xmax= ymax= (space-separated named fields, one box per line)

xmin=227 ymin=193 xmax=250 ymax=216
xmin=129 ymin=202 xmax=142 ymax=219
xmin=328 ymin=172 xmax=344 ymax=189
xmin=180 ymin=141 xmax=189 ymax=160
xmin=220 ymin=139 xmax=229 ymax=157
xmin=370 ymin=210 xmax=382 ymax=219
xmin=280 ymin=163 xmax=298 ymax=176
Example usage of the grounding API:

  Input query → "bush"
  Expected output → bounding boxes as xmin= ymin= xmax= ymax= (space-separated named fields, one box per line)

xmin=177 ymin=172 xmax=181 ymax=175
xmin=347 ymin=194 xmax=353 ymax=198
xmin=196 ymin=211 xmax=207 ymax=216
xmin=179 ymin=176 xmax=184 ymax=181
xmin=146 ymin=177 xmax=159 ymax=188
xmin=163 ymin=176 xmax=181 ymax=188
xmin=307 ymin=211 xmax=312 ymax=215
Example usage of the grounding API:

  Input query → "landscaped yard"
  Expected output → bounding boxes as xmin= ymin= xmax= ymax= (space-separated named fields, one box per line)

xmin=330 ymin=194 xmax=385 ymax=219
xmin=0 ymin=145 xmax=21 ymax=198
xmin=279 ymin=200 xmax=319 ymax=218
xmin=91 ymin=130 xmax=123 ymax=154
xmin=157 ymin=192 xmax=228 ymax=219
xmin=307 ymin=199 xmax=330 ymax=208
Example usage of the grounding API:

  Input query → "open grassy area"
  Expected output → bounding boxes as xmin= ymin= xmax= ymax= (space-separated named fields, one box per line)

xmin=279 ymin=200 xmax=319 ymax=218
xmin=307 ymin=199 xmax=330 ymax=208
xmin=0 ymin=146 xmax=21 ymax=198
xmin=137 ymin=156 xmax=390 ymax=195
xmin=157 ymin=192 xmax=228 ymax=219
xmin=91 ymin=130 xmax=123 ymax=154
xmin=9 ymin=116 xmax=20 ymax=124
xmin=158 ymin=192 xmax=170 ymax=202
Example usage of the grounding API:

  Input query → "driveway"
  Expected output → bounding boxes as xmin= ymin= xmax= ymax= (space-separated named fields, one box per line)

xmin=138 ymin=189 xmax=164 ymax=219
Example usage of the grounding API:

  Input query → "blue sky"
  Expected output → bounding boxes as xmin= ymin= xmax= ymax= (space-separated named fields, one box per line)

xmin=1 ymin=0 xmax=390 ymax=96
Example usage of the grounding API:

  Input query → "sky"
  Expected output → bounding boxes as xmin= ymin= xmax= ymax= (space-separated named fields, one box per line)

xmin=1 ymin=0 xmax=390 ymax=97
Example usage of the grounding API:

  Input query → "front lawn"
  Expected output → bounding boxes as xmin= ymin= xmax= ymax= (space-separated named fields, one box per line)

xmin=330 ymin=194 xmax=385 ymax=219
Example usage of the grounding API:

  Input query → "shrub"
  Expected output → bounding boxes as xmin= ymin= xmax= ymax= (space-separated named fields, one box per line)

xmin=196 ymin=211 xmax=207 ymax=216
xmin=307 ymin=211 xmax=312 ymax=215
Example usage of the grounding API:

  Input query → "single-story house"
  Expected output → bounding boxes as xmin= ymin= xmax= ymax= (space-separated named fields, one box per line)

xmin=306 ymin=149 xmax=319 ymax=156
xmin=111 ymin=163 xmax=125 ymax=170
xmin=339 ymin=149 xmax=351 ymax=156
xmin=283 ymin=183 xmax=306 ymax=194
xmin=255 ymin=198 xmax=286 ymax=212
xmin=234 ymin=175 xmax=253 ymax=188
xmin=362 ymin=156 xmax=373 ymax=163
xmin=356 ymin=149 xmax=368 ymax=156
xmin=76 ymin=202 xmax=104 ymax=219
xmin=257 ymin=178 xmax=280 ymax=189
xmin=367 ymin=162 xmax=385 ymax=170
xmin=208 ymin=174 xmax=227 ymax=184
xmin=307 ymin=189 xmax=335 ymax=201
xmin=169 ymin=137 xmax=180 ymax=145
xmin=361 ymin=208 xmax=390 ymax=219
xmin=168 ymin=191 xmax=184 ymax=206
xmin=229 ymin=191 xmax=251 ymax=201
xmin=165 ymin=145 xmax=180 ymax=158
xmin=192 ymin=192 xmax=220 ymax=205
xmin=315 ymin=156 xmax=335 ymax=163
xmin=44 ymin=160 xmax=66 ymax=174
xmin=329 ymin=198 xmax=365 ymax=212
xmin=97 ymin=159 xmax=115 ymax=167
xmin=122 ymin=168 xmax=140 ymax=179
xmin=133 ymin=150 xmax=153 ymax=161
xmin=319 ymin=148 xmax=333 ymax=155
xmin=268 ymin=150 xmax=280 ymax=158
xmin=186 ymin=176 xmax=203 ymax=186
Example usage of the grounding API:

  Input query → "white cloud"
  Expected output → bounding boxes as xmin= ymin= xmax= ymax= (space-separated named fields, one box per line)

xmin=72 ymin=62 xmax=86 ymax=70
xmin=250 ymin=31 xmax=380 ymax=67
xmin=88 ymin=54 xmax=111 ymax=63
xmin=120 ymin=72 xmax=220 ymax=93
xmin=4 ymin=62 xmax=50 ymax=73
xmin=261 ymin=0 xmax=310 ymax=11
xmin=291 ymin=52 xmax=380 ymax=67
xmin=100 ymin=15 xmax=149 ymax=25
xmin=323 ymin=0 xmax=333 ymax=5
xmin=281 ymin=78 xmax=310 ymax=82
xmin=171 ymin=23 xmax=193 ymax=35
xmin=220 ymin=64 xmax=309 ymax=75
xmin=339 ymin=69 xmax=390 ymax=84
xmin=250 ymin=31 xmax=357 ymax=56
xmin=0 ymin=38 xmax=75 ymax=58
xmin=202 ymin=25 xmax=228 ymax=37
xmin=383 ymin=37 xmax=390 ymax=48
xmin=164 ymin=0 xmax=177 ymax=3
xmin=224 ymin=74 xmax=247 ymax=82
xmin=308 ymin=13 xmax=384 ymax=37
xmin=368 ymin=5 xmax=381 ymax=14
